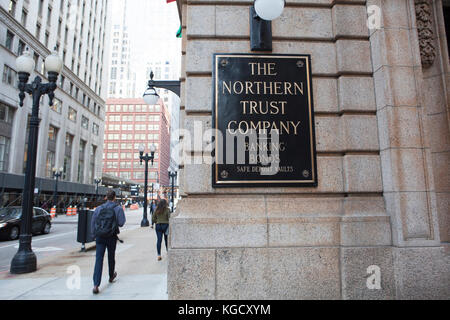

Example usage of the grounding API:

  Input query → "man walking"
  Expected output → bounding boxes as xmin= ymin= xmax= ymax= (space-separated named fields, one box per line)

xmin=91 ymin=190 xmax=126 ymax=294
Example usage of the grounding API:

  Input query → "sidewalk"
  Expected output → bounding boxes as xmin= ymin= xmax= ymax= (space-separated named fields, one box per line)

xmin=0 ymin=216 xmax=168 ymax=300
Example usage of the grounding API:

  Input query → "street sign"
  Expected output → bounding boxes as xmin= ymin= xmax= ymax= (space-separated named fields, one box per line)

xmin=130 ymin=185 xmax=139 ymax=196
xmin=212 ymin=54 xmax=318 ymax=187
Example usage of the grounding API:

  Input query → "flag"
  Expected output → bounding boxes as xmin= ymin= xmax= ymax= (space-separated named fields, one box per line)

xmin=176 ymin=24 xmax=182 ymax=38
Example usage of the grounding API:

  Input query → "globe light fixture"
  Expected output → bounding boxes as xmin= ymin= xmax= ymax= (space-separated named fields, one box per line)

xmin=254 ymin=0 xmax=285 ymax=21
xmin=16 ymin=48 xmax=35 ymax=74
xmin=143 ymin=71 xmax=160 ymax=105
xmin=45 ymin=49 xmax=63 ymax=74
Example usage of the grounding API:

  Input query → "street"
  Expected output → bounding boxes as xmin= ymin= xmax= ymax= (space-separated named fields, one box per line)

xmin=0 ymin=208 xmax=149 ymax=275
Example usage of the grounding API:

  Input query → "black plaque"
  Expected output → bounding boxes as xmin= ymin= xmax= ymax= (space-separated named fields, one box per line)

xmin=212 ymin=54 xmax=317 ymax=188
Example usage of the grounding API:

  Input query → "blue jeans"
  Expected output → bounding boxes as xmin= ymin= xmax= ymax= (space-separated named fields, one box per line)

xmin=93 ymin=236 xmax=117 ymax=287
xmin=155 ymin=223 xmax=169 ymax=256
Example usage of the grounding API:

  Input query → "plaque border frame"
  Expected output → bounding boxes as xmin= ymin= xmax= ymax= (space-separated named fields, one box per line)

xmin=212 ymin=53 xmax=318 ymax=188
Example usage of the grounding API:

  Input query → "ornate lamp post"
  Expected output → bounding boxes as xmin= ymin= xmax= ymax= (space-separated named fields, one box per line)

xmin=52 ymin=167 xmax=63 ymax=213
xmin=168 ymin=169 xmax=178 ymax=213
xmin=10 ymin=48 xmax=63 ymax=274
xmin=94 ymin=178 xmax=102 ymax=200
xmin=139 ymin=144 xmax=156 ymax=227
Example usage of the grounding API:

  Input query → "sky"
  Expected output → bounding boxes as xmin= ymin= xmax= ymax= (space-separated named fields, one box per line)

xmin=110 ymin=0 xmax=182 ymax=93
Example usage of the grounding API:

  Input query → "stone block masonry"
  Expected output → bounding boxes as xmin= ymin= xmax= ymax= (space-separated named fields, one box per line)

xmin=170 ymin=0 xmax=450 ymax=299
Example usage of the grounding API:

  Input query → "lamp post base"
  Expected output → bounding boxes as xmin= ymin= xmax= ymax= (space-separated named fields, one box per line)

xmin=10 ymin=236 xmax=37 ymax=274
xmin=141 ymin=218 xmax=150 ymax=227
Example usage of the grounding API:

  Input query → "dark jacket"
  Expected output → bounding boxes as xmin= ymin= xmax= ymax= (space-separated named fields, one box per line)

xmin=152 ymin=207 xmax=170 ymax=225
xmin=91 ymin=201 xmax=126 ymax=238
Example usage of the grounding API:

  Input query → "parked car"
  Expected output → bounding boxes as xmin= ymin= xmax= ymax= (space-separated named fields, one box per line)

xmin=0 ymin=207 xmax=52 ymax=241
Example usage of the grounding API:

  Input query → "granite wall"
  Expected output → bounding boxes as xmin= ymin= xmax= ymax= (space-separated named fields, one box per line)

xmin=168 ymin=0 xmax=449 ymax=299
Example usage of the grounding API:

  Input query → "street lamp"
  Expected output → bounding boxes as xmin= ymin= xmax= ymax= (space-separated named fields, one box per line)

xmin=52 ymin=167 xmax=63 ymax=214
xmin=143 ymin=71 xmax=160 ymax=105
xmin=10 ymin=47 xmax=63 ymax=274
xmin=94 ymin=178 xmax=102 ymax=201
xmin=139 ymin=144 xmax=156 ymax=227
xmin=250 ymin=0 xmax=285 ymax=51
xmin=168 ymin=169 xmax=178 ymax=213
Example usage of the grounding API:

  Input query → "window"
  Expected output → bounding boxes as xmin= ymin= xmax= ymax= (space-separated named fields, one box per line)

xmin=5 ymin=30 xmax=14 ymax=50
xmin=2 ymin=65 xmax=17 ymax=86
xmin=0 ymin=136 xmax=10 ymax=172
xmin=78 ymin=140 xmax=86 ymax=183
xmin=92 ymin=123 xmax=99 ymax=136
xmin=81 ymin=116 xmax=89 ymax=129
xmin=48 ymin=125 xmax=58 ymax=141
xmin=8 ymin=0 xmax=16 ymax=16
xmin=134 ymin=172 xmax=145 ymax=180
xmin=21 ymin=9 xmax=27 ymax=26
xmin=17 ymin=39 xmax=25 ymax=56
xmin=45 ymin=151 xmax=55 ymax=177
xmin=50 ymin=98 xmax=62 ymax=113
xmin=35 ymin=23 xmax=41 ymax=39
xmin=68 ymin=107 xmax=77 ymax=122
xmin=89 ymin=145 xmax=96 ymax=184
xmin=0 ymin=104 xmax=13 ymax=124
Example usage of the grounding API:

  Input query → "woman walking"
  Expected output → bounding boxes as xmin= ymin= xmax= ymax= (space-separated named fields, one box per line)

xmin=152 ymin=199 xmax=170 ymax=261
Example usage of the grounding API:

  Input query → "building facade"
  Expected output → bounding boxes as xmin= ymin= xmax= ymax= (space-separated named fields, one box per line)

xmin=145 ymin=60 xmax=181 ymax=174
xmin=103 ymin=98 xmax=171 ymax=188
xmin=106 ymin=0 xmax=136 ymax=99
xmin=168 ymin=0 xmax=450 ymax=299
xmin=0 ymin=0 xmax=110 ymax=188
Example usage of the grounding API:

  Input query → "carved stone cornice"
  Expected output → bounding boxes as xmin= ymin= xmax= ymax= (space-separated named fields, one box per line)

xmin=415 ymin=0 xmax=436 ymax=68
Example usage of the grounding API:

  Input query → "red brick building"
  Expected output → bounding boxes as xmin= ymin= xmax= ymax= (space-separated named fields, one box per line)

xmin=103 ymin=98 xmax=171 ymax=188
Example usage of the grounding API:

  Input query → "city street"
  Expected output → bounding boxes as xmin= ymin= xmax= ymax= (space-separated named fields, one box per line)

xmin=0 ymin=208 xmax=142 ymax=274
xmin=0 ymin=208 xmax=168 ymax=299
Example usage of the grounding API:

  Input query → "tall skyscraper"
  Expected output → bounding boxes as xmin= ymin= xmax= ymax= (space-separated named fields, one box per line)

xmin=105 ymin=0 xmax=182 ymax=174
xmin=0 ymin=0 xmax=111 ymax=185
xmin=106 ymin=0 xmax=136 ymax=98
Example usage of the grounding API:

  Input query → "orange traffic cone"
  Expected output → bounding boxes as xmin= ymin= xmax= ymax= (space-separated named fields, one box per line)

xmin=50 ymin=206 xmax=56 ymax=219
xmin=66 ymin=206 xmax=72 ymax=216
xmin=72 ymin=206 xmax=77 ymax=216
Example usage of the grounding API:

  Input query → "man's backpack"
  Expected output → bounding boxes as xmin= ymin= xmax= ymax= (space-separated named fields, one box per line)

xmin=94 ymin=204 xmax=118 ymax=238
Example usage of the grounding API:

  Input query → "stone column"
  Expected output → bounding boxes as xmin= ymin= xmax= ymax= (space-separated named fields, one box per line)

xmin=368 ymin=0 xmax=449 ymax=298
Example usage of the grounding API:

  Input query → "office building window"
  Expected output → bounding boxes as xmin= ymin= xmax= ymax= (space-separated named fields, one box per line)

xmin=81 ymin=115 xmax=89 ymax=129
xmin=0 ymin=136 xmax=10 ymax=172
xmin=2 ymin=65 xmax=17 ymax=86
xmin=45 ymin=151 xmax=55 ymax=178
xmin=68 ymin=107 xmax=77 ymax=122
xmin=78 ymin=140 xmax=86 ymax=183
xmin=50 ymin=98 xmax=62 ymax=113
xmin=5 ymin=30 xmax=14 ymax=50
xmin=0 ymin=104 xmax=13 ymax=124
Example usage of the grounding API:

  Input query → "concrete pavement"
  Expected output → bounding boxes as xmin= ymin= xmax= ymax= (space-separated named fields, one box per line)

xmin=0 ymin=209 xmax=168 ymax=300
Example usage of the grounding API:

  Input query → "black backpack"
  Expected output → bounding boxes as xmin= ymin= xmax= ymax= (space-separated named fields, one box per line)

xmin=94 ymin=204 xmax=118 ymax=238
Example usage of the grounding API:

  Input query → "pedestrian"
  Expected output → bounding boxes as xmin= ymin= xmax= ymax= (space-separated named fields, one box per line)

xmin=152 ymin=199 xmax=170 ymax=261
xmin=91 ymin=190 xmax=126 ymax=294
xmin=150 ymin=200 xmax=157 ymax=229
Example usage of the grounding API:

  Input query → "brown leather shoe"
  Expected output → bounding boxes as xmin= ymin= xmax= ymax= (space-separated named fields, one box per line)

xmin=109 ymin=271 xmax=117 ymax=283
xmin=157 ymin=256 xmax=162 ymax=261
xmin=93 ymin=286 xmax=99 ymax=294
